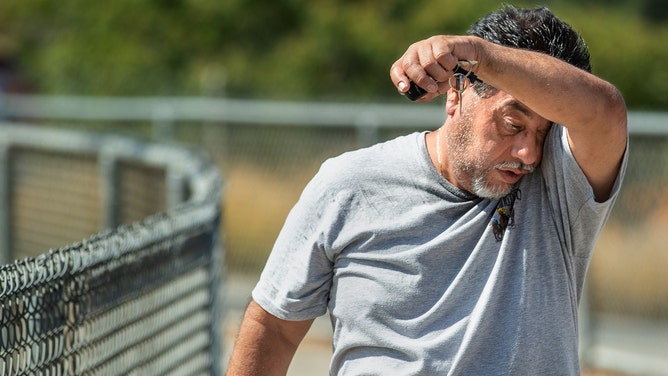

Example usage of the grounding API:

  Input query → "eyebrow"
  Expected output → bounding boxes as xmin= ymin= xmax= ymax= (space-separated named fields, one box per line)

xmin=502 ymin=99 xmax=554 ymax=132
xmin=504 ymin=100 xmax=532 ymax=117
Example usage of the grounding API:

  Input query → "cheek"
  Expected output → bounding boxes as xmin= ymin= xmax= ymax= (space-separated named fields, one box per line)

xmin=534 ymin=144 xmax=545 ymax=165
xmin=534 ymin=134 xmax=549 ymax=163
xmin=476 ymin=128 xmax=507 ymax=159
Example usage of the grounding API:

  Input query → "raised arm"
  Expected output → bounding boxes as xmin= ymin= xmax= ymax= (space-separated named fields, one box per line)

xmin=390 ymin=35 xmax=627 ymax=201
xmin=226 ymin=300 xmax=314 ymax=376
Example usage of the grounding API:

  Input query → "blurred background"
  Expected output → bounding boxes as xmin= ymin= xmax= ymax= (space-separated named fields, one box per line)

xmin=0 ymin=0 xmax=666 ymax=374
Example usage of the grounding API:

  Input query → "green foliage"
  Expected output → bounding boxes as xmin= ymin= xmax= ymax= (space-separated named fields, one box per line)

xmin=0 ymin=0 xmax=230 ymax=95
xmin=552 ymin=3 xmax=668 ymax=109
xmin=0 ymin=0 xmax=666 ymax=109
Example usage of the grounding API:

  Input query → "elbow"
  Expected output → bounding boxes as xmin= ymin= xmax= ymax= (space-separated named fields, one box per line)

xmin=610 ymin=88 xmax=628 ymax=155
xmin=605 ymin=86 xmax=628 ymax=134
xmin=601 ymin=85 xmax=628 ymax=134
xmin=585 ymin=84 xmax=627 ymax=143
xmin=600 ymin=86 xmax=628 ymax=156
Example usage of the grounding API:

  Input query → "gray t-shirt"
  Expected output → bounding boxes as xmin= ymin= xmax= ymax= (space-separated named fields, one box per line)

xmin=252 ymin=125 xmax=627 ymax=375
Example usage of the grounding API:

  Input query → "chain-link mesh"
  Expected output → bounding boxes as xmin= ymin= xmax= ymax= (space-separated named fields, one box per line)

xmin=10 ymin=148 xmax=102 ymax=259
xmin=115 ymin=159 xmax=167 ymax=225
xmin=0 ymin=214 xmax=220 ymax=375
xmin=588 ymin=135 xmax=668 ymax=318
xmin=0 ymin=124 xmax=223 ymax=376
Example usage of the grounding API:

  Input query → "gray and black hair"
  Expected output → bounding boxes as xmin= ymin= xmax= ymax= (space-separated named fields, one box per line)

xmin=467 ymin=5 xmax=591 ymax=95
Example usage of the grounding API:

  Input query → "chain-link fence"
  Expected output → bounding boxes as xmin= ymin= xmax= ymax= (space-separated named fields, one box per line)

xmin=0 ymin=123 xmax=223 ymax=375
xmin=2 ymin=96 xmax=667 ymax=375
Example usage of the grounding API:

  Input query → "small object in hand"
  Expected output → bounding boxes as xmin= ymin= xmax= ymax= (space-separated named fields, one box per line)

xmin=402 ymin=60 xmax=479 ymax=102
xmin=405 ymin=81 xmax=429 ymax=101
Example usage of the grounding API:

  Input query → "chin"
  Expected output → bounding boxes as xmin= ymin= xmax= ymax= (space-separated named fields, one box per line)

xmin=472 ymin=181 xmax=514 ymax=199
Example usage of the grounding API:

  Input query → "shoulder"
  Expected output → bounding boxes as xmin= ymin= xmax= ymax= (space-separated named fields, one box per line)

xmin=542 ymin=124 xmax=627 ymax=204
xmin=317 ymin=131 xmax=425 ymax=186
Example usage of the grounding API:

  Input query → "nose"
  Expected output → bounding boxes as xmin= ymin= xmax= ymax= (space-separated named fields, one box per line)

xmin=511 ymin=133 xmax=540 ymax=167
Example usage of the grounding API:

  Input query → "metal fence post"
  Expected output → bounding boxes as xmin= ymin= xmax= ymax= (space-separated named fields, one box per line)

xmin=167 ymin=169 xmax=187 ymax=210
xmin=99 ymin=149 xmax=119 ymax=229
xmin=152 ymin=104 xmax=176 ymax=142
xmin=355 ymin=112 xmax=380 ymax=147
xmin=0 ymin=143 xmax=10 ymax=264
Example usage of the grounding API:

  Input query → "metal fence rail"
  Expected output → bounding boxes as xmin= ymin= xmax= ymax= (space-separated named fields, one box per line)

xmin=1 ymin=94 xmax=666 ymax=142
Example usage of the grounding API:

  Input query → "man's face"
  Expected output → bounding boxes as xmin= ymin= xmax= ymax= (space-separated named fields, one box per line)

xmin=445 ymin=89 xmax=552 ymax=199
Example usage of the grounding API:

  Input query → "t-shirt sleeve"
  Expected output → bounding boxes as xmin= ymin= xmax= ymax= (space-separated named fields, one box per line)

xmin=541 ymin=124 xmax=628 ymax=260
xmin=251 ymin=159 xmax=344 ymax=321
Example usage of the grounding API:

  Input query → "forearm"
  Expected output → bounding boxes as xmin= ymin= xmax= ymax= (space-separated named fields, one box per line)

xmin=226 ymin=324 xmax=294 ymax=375
xmin=226 ymin=300 xmax=314 ymax=376
xmin=391 ymin=35 xmax=626 ymax=131
xmin=473 ymin=37 xmax=626 ymax=132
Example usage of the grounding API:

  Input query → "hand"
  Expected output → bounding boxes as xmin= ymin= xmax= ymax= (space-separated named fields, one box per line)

xmin=390 ymin=35 xmax=480 ymax=102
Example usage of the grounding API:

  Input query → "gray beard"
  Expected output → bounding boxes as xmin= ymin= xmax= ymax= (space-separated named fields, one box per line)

xmin=471 ymin=174 xmax=514 ymax=199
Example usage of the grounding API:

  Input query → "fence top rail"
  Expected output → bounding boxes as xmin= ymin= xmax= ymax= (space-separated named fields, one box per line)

xmin=0 ymin=121 xmax=220 ymax=204
xmin=1 ymin=94 xmax=665 ymax=134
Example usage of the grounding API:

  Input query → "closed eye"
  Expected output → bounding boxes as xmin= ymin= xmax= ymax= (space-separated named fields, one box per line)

xmin=506 ymin=121 xmax=523 ymax=134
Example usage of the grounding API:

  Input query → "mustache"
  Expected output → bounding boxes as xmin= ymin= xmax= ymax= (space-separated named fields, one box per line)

xmin=495 ymin=161 xmax=535 ymax=174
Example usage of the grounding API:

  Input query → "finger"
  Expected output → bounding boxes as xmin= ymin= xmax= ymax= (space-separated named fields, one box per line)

xmin=416 ymin=91 xmax=441 ymax=103
xmin=417 ymin=43 xmax=450 ymax=86
xmin=431 ymin=38 xmax=459 ymax=77
xmin=436 ymin=81 xmax=450 ymax=95
xmin=420 ymin=36 xmax=457 ymax=82
xmin=402 ymin=52 xmax=437 ymax=94
xmin=389 ymin=59 xmax=411 ymax=93
xmin=419 ymin=82 xmax=450 ymax=102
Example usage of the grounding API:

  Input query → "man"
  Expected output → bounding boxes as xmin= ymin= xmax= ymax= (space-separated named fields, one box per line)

xmin=227 ymin=5 xmax=627 ymax=375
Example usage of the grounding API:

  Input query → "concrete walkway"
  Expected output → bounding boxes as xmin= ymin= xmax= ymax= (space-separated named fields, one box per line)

xmin=585 ymin=314 xmax=668 ymax=375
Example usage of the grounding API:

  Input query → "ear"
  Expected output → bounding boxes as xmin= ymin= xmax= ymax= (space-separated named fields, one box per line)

xmin=444 ymin=87 xmax=459 ymax=117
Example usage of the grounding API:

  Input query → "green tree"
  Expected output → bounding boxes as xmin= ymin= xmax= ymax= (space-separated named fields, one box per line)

xmin=0 ymin=0 xmax=666 ymax=109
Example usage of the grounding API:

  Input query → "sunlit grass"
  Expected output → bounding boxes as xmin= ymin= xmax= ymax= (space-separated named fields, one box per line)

xmin=590 ymin=220 xmax=668 ymax=318
xmin=223 ymin=163 xmax=317 ymax=273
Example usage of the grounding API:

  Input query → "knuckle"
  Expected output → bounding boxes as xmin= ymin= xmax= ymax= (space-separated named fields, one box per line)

xmin=423 ymin=59 xmax=440 ymax=72
xmin=433 ymin=48 xmax=451 ymax=61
